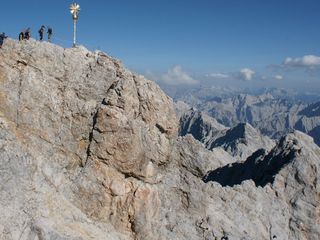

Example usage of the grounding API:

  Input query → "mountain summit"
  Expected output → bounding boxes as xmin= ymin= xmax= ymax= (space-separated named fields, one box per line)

xmin=0 ymin=39 xmax=319 ymax=240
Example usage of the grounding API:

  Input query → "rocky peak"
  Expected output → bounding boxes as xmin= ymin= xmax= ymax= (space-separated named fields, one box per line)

xmin=0 ymin=39 xmax=320 ymax=240
xmin=208 ymin=122 xmax=275 ymax=161
xmin=0 ymin=38 xmax=178 ymax=169
xmin=202 ymin=130 xmax=320 ymax=239
xmin=204 ymin=130 xmax=316 ymax=187
xmin=219 ymin=122 xmax=254 ymax=139
xmin=179 ymin=111 xmax=275 ymax=161
xmin=0 ymin=39 xmax=179 ymax=239
xmin=179 ymin=109 xmax=227 ymax=143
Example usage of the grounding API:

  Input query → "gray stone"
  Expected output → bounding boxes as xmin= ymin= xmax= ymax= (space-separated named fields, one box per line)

xmin=0 ymin=39 xmax=319 ymax=240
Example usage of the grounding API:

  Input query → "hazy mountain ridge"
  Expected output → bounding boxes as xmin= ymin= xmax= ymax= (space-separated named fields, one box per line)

xmin=175 ymin=90 xmax=320 ymax=145
xmin=169 ymin=85 xmax=320 ymax=104
xmin=0 ymin=39 xmax=319 ymax=240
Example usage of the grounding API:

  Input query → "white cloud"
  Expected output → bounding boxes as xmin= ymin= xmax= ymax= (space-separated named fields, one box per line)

xmin=161 ymin=65 xmax=198 ymax=85
xmin=206 ymin=73 xmax=230 ymax=79
xmin=274 ymin=75 xmax=283 ymax=80
xmin=284 ymin=55 xmax=320 ymax=68
xmin=239 ymin=68 xmax=255 ymax=81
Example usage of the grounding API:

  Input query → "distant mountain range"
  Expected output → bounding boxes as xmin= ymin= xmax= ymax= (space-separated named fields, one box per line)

xmin=175 ymin=89 xmax=320 ymax=145
xmin=163 ymin=84 xmax=320 ymax=104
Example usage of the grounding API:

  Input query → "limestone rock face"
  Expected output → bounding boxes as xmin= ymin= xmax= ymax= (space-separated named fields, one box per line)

xmin=0 ymin=39 xmax=177 ymax=239
xmin=0 ymin=39 xmax=320 ymax=240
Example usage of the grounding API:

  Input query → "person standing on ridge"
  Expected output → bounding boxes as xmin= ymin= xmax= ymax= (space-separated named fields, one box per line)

xmin=38 ymin=26 xmax=45 ymax=41
xmin=25 ymin=28 xmax=31 ymax=40
xmin=0 ymin=32 xmax=8 ymax=48
xmin=19 ymin=31 xmax=24 ymax=41
xmin=47 ymin=27 xmax=52 ymax=42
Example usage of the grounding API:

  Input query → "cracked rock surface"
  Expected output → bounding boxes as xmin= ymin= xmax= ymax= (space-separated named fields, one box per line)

xmin=0 ymin=39 xmax=320 ymax=240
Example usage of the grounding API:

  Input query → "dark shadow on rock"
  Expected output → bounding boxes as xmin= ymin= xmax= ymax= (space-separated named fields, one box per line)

xmin=203 ymin=149 xmax=266 ymax=186
xmin=203 ymin=137 xmax=299 ymax=187
xmin=179 ymin=111 xmax=206 ymax=141
xmin=298 ymin=102 xmax=320 ymax=118
xmin=208 ymin=123 xmax=248 ymax=150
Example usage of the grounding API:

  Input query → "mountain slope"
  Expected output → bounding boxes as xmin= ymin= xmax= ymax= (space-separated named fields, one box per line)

xmin=179 ymin=109 xmax=228 ymax=144
xmin=0 ymin=39 xmax=178 ymax=239
xmin=0 ymin=39 xmax=320 ymax=240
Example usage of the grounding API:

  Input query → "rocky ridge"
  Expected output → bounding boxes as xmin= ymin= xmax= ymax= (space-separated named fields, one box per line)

xmin=0 ymin=39 xmax=319 ymax=240
xmin=179 ymin=109 xmax=275 ymax=161
xmin=179 ymin=109 xmax=228 ymax=144
xmin=176 ymin=91 xmax=320 ymax=145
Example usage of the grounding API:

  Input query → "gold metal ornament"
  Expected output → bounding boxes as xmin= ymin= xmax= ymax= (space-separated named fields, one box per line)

xmin=70 ymin=3 xmax=80 ymax=47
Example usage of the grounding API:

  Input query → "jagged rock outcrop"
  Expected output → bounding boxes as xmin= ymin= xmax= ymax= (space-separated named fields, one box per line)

xmin=175 ymin=91 xmax=320 ymax=145
xmin=203 ymin=131 xmax=320 ymax=239
xmin=179 ymin=109 xmax=275 ymax=161
xmin=179 ymin=109 xmax=228 ymax=144
xmin=207 ymin=122 xmax=275 ymax=161
xmin=0 ymin=39 xmax=320 ymax=240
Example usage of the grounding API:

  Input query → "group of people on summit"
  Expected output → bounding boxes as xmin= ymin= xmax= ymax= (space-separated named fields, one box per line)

xmin=19 ymin=26 xmax=53 ymax=42
xmin=0 ymin=25 xmax=53 ymax=48
xmin=39 ymin=26 xmax=53 ymax=41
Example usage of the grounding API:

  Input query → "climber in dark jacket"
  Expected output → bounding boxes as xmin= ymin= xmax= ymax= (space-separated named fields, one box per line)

xmin=47 ymin=27 xmax=52 ymax=42
xmin=24 ymin=28 xmax=31 ymax=40
xmin=0 ymin=32 xmax=8 ymax=48
xmin=19 ymin=31 xmax=24 ymax=41
xmin=38 ymin=26 xmax=45 ymax=41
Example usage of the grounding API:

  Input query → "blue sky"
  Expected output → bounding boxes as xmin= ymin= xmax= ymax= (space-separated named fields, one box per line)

xmin=1 ymin=0 xmax=320 ymax=92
